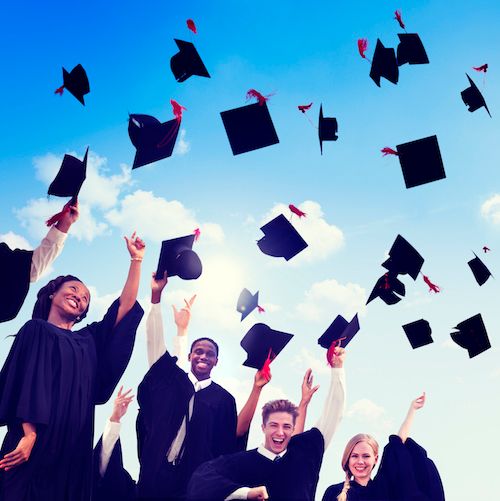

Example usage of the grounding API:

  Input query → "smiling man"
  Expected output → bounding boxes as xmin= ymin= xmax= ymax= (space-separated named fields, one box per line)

xmin=187 ymin=348 xmax=346 ymax=501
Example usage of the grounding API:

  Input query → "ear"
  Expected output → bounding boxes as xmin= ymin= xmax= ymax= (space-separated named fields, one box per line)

xmin=374 ymin=454 xmax=379 ymax=465
xmin=261 ymin=422 xmax=266 ymax=433
xmin=188 ymin=353 xmax=192 ymax=361
xmin=213 ymin=357 xmax=218 ymax=367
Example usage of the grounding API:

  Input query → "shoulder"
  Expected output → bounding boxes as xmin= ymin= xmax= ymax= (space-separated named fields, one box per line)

xmin=322 ymin=482 xmax=344 ymax=501
xmin=210 ymin=381 xmax=236 ymax=401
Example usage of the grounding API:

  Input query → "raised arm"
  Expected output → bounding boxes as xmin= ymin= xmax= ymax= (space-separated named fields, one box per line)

xmin=146 ymin=271 xmax=168 ymax=367
xmin=172 ymin=294 xmax=196 ymax=372
xmin=398 ymin=392 xmax=426 ymax=444
xmin=115 ymin=232 xmax=145 ymax=327
xmin=293 ymin=368 xmax=320 ymax=436
xmin=236 ymin=369 xmax=271 ymax=437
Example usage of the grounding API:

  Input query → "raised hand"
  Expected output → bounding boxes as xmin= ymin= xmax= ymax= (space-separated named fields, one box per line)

xmin=55 ymin=201 xmax=80 ymax=233
xmin=331 ymin=346 xmax=346 ymax=368
xmin=124 ymin=231 xmax=146 ymax=260
xmin=254 ymin=367 xmax=272 ymax=388
xmin=151 ymin=271 xmax=168 ymax=303
xmin=300 ymin=368 xmax=320 ymax=406
xmin=110 ymin=386 xmax=135 ymax=423
xmin=173 ymin=294 xmax=196 ymax=332
xmin=410 ymin=392 xmax=426 ymax=412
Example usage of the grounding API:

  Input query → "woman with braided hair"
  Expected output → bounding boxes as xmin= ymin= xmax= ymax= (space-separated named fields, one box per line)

xmin=322 ymin=393 xmax=445 ymax=501
xmin=0 ymin=233 xmax=146 ymax=501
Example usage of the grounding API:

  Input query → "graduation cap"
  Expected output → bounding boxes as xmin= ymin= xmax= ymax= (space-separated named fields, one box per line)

xmin=366 ymin=272 xmax=406 ymax=305
xmin=450 ymin=313 xmax=491 ymax=358
xmin=461 ymin=74 xmax=491 ymax=117
xmin=318 ymin=314 xmax=360 ymax=349
xmin=128 ymin=114 xmax=180 ymax=169
xmin=55 ymin=64 xmax=90 ymax=105
xmin=257 ymin=214 xmax=308 ymax=261
xmin=396 ymin=34 xmax=429 ymax=66
xmin=48 ymin=149 xmax=88 ymax=199
xmin=237 ymin=288 xmax=260 ymax=321
xmin=402 ymin=319 xmax=433 ymax=349
xmin=369 ymin=39 xmax=399 ymax=87
xmin=170 ymin=39 xmax=210 ymax=82
xmin=382 ymin=234 xmax=424 ymax=280
xmin=155 ymin=234 xmax=202 ymax=280
xmin=240 ymin=323 xmax=293 ymax=370
xmin=0 ymin=243 xmax=33 ymax=323
xmin=318 ymin=104 xmax=338 ymax=154
xmin=220 ymin=102 xmax=279 ymax=155
xmin=468 ymin=253 xmax=492 ymax=286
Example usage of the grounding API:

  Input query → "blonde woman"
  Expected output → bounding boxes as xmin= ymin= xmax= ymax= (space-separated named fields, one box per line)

xmin=322 ymin=393 xmax=444 ymax=501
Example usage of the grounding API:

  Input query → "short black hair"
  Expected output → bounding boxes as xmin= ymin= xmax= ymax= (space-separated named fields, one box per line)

xmin=190 ymin=337 xmax=219 ymax=356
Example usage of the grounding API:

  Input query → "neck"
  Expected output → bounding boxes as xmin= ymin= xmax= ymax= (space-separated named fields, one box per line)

xmin=192 ymin=371 xmax=210 ymax=381
xmin=47 ymin=311 xmax=75 ymax=330
xmin=354 ymin=477 xmax=371 ymax=487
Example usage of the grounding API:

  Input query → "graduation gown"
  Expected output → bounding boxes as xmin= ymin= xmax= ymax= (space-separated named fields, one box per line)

xmin=187 ymin=427 xmax=325 ymax=501
xmin=136 ymin=351 xmax=238 ymax=500
xmin=322 ymin=435 xmax=445 ymax=501
xmin=0 ymin=299 xmax=143 ymax=501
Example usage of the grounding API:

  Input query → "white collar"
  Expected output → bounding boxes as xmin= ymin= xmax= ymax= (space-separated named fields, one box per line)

xmin=257 ymin=444 xmax=288 ymax=461
xmin=188 ymin=371 xmax=212 ymax=391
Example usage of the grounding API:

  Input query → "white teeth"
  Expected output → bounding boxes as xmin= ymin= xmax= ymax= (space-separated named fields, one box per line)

xmin=67 ymin=299 xmax=77 ymax=308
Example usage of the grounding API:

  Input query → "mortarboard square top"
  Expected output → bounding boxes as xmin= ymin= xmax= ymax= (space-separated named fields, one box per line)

xmin=402 ymin=319 xmax=433 ymax=349
xmin=382 ymin=234 xmax=424 ymax=280
xmin=366 ymin=272 xmax=406 ymax=305
xmin=396 ymin=135 xmax=446 ymax=189
xmin=62 ymin=64 xmax=90 ymax=105
xmin=318 ymin=314 xmax=359 ymax=349
xmin=128 ymin=114 xmax=180 ymax=169
xmin=170 ymin=39 xmax=210 ymax=83
xmin=155 ymin=234 xmax=202 ymax=281
xmin=396 ymin=34 xmax=429 ymax=66
xmin=237 ymin=288 xmax=259 ymax=321
xmin=461 ymin=74 xmax=491 ymax=117
xmin=450 ymin=313 xmax=491 ymax=358
xmin=240 ymin=323 xmax=293 ymax=369
xmin=370 ymin=39 xmax=399 ymax=87
xmin=318 ymin=105 xmax=338 ymax=154
xmin=220 ymin=102 xmax=279 ymax=155
xmin=468 ymin=253 xmax=492 ymax=286
xmin=48 ymin=148 xmax=88 ymax=199
xmin=257 ymin=214 xmax=308 ymax=261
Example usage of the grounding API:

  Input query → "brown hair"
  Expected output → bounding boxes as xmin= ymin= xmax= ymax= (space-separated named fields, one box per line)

xmin=261 ymin=399 xmax=299 ymax=425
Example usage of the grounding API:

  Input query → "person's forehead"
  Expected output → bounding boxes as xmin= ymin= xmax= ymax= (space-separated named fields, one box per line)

xmin=352 ymin=442 xmax=373 ymax=454
xmin=267 ymin=412 xmax=294 ymax=425
xmin=64 ymin=280 xmax=90 ymax=296
xmin=192 ymin=340 xmax=217 ymax=352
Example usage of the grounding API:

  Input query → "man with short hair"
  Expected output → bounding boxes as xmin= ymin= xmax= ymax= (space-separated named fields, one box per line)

xmin=187 ymin=348 xmax=346 ymax=501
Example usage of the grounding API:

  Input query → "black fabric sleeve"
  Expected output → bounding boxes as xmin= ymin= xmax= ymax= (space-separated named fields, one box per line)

xmin=213 ymin=393 xmax=238 ymax=457
xmin=322 ymin=483 xmax=343 ymax=501
xmin=290 ymin=427 xmax=325 ymax=471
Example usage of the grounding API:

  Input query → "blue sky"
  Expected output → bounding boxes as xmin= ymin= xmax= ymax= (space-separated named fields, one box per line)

xmin=1 ymin=1 xmax=500 ymax=499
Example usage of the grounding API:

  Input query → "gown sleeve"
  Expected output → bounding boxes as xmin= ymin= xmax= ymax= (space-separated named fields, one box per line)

xmin=0 ymin=320 xmax=54 ymax=426
xmin=87 ymin=299 xmax=144 ymax=404
xmin=212 ymin=392 xmax=238 ymax=457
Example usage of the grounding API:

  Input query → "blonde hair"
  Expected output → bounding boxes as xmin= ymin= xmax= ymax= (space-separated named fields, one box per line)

xmin=336 ymin=434 xmax=379 ymax=501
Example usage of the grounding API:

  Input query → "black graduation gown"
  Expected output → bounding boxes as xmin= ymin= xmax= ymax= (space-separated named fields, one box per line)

xmin=322 ymin=435 xmax=445 ymax=501
xmin=187 ymin=427 xmax=325 ymax=501
xmin=136 ymin=351 xmax=238 ymax=500
xmin=0 ymin=299 xmax=143 ymax=501
xmin=0 ymin=243 xmax=33 ymax=323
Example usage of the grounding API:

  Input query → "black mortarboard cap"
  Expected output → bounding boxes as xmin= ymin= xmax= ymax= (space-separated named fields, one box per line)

xmin=370 ymin=39 xmax=399 ymax=87
xmin=395 ymin=135 xmax=446 ymax=189
xmin=155 ymin=234 xmax=202 ymax=280
xmin=366 ymin=272 xmax=406 ymax=305
xmin=237 ymin=288 xmax=259 ymax=321
xmin=318 ymin=104 xmax=338 ymax=155
xmin=240 ymin=323 xmax=293 ymax=369
xmin=402 ymin=319 xmax=433 ymax=349
xmin=220 ymin=102 xmax=279 ymax=155
xmin=461 ymin=74 xmax=491 ymax=117
xmin=318 ymin=314 xmax=359 ymax=349
xmin=0 ymin=243 xmax=33 ymax=323
xmin=468 ymin=253 xmax=492 ymax=286
xmin=450 ymin=313 xmax=491 ymax=358
xmin=382 ymin=234 xmax=424 ymax=280
xmin=396 ymin=34 xmax=429 ymax=66
xmin=128 ymin=114 xmax=180 ymax=169
xmin=48 ymin=148 xmax=88 ymax=199
xmin=257 ymin=214 xmax=308 ymax=261
xmin=62 ymin=64 xmax=90 ymax=105
xmin=170 ymin=39 xmax=210 ymax=83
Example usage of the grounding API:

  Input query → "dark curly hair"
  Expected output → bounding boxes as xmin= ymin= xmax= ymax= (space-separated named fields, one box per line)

xmin=32 ymin=275 xmax=90 ymax=324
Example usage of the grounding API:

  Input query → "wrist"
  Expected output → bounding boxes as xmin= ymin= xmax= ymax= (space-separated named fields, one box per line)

xmin=177 ymin=327 xmax=188 ymax=337
xmin=110 ymin=415 xmax=121 ymax=423
xmin=131 ymin=257 xmax=143 ymax=262
xmin=151 ymin=291 xmax=162 ymax=304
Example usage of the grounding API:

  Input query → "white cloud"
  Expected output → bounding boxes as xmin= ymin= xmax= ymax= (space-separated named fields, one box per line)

xmin=261 ymin=201 xmax=344 ymax=265
xmin=292 ymin=348 xmax=330 ymax=375
xmin=441 ymin=339 xmax=460 ymax=350
xmin=0 ymin=231 xmax=32 ymax=250
xmin=296 ymin=278 xmax=366 ymax=323
xmin=481 ymin=194 xmax=500 ymax=224
xmin=346 ymin=399 xmax=393 ymax=434
xmin=174 ymin=128 xmax=190 ymax=156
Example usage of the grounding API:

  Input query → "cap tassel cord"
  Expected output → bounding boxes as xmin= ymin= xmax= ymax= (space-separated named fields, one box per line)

xmin=54 ymin=85 xmax=65 ymax=95
xmin=381 ymin=147 xmax=399 ymax=156
xmin=157 ymin=100 xmax=186 ymax=148
xmin=394 ymin=10 xmax=406 ymax=31
xmin=421 ymin=273 xmax=441 ymax=293
xmin=357 ymin=39 xmax=371 ymax=62
xmin=327 ymin=337 xmax=346 ymax=367
xmin=45 ymin=199 xmax=73 ymax=227
xmin=261 ymin=348 xmax=274 ymax=380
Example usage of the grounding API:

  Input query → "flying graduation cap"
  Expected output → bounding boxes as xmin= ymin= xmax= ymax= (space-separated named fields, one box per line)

xmin=318 ymin=314 xmax=359 ymax=366
xmin=237 ymin=288 xmax=260 ymax=321
xmin=461 ymin=74 xmax=491 ymax=117
xmin=155 ymin=234 xmax=202 ymax=281
xmin=370 ymin=39 xmax=399 ymax=87
xmin=257 ymin=214 xmax=308 ymax=261
xmin=396 ymin=33 xmax=429 ymax=66
xmin=468 ymin=253 xmax=492 ymax=286
xmin=450 ymin=313 xmax=491 ymax=358
xmin=366 ymin=272 xmax=406 ymax=305
xmin=54 ymin=64 xmax=90 ymax=105
xmin=382 ymin=234 xmax=424 ymax=280
xmin=318 ymin=104 xmax=338 ymax=154
xmin=402 ymin=319 xmax=433 ymax=349
xmin=170 ymin=39 xmax=210 ymax=82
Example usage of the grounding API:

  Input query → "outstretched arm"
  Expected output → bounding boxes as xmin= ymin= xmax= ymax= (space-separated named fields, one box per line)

xmin=293 ymin=368 xmax=320 ymax=435
xmin=236 ymin=369 xmax=271 ymax=437
xmin=398 ymin=392 xmax=425 ymax=444
xmin=146 ymin=271 xmax=168 ymax=367
xmin=115 ymin=232 xmax=145 ymax=327
xmin=172 ymin=294 xmax=196 ymax=371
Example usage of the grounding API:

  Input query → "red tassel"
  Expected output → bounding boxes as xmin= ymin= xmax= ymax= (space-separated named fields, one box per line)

xmin=473 ymin=64 xmax=488 ymax=73
xmin=246 ymin=89 xmax=272 ymax=106
xmin=54 ymin=85 xmax=65 ymax=95
xmin=193 ymin=228 xmax=201 ymax=241
xmin=358 ymin=39 xmax=368 ymax=59
xmin=45 ymin=200 xmax=72 ymax=227
xmin=326 ymin=337 xmax=346 ymax=367
xmin=186 ymin=19 xmax=197 ymax=34
xmin=298 ymin=103 xmax=313 ymax=113
xmin=171 ymin=99 xmax=187 ymax=122
xmin=383 ymin=273 xmax=391 ymax=290
xmin=261 ymin=348 xmax=273 ymax=380
xmin=257 ymin=305 xmax=265 ymax=313
xmin=422 ymin=274 xmax=440 ymax=293
xmin=394 ymin=10 xmax=405 ymax=30
xmin=483 ymin=246 xmax=491 ymax=253
xmin=381 ymin=147 xmax=399 ymax=156
xmin=289 ymin=204 xmax=307 ymax=218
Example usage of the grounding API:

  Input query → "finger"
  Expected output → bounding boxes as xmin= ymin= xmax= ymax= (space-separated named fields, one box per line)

xmin=303 ymin=368 xmax=312 ymax=383
xmin=312 ymin=385 xmax=320 ymax=393
xmin=121 ymin=388 xmax=133 ymax=397
xmin=189 ymin=294 xmax=197 ymax=307
xmin=2 ymin=450 xmax=21 ymax=460
xmin=131 ymin=231 xmax=136 ymax=240
xmin=184 ymin=299 xmax=191 ymax=310
xmin=117 ymin=385 xmax=123 ymax=397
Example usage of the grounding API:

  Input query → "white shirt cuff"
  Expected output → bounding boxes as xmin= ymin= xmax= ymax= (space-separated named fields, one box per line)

xmin=224 ymin=487 xmax=251 ymax=500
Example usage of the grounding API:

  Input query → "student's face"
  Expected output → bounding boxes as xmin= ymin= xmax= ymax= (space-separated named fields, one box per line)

xmin=50 ymin=280 xmax=90 ymax=321
xmin=348 ymin=441 xmax=378 ymax=485
xmin=262 ymin=412 xmax=295 ymax=454
xmin=188 ymin=340 xmax=218 ymax=380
